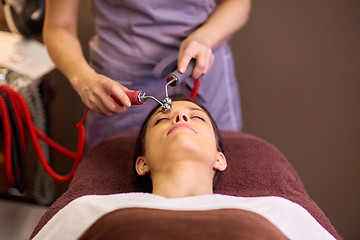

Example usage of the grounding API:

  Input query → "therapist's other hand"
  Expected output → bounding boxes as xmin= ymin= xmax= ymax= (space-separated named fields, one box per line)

xmin=72 ymin=71 xmax=131 ymax=116
xmin=178 ymin=35 xmax=215 ymax=80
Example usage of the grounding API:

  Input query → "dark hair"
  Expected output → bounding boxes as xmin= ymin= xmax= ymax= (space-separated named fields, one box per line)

xmin=132 ymin=94 xmax=224 ymax=192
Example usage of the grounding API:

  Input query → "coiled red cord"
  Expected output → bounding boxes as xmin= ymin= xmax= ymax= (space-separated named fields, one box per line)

xmin=0 ymin=85 xmax=86 ymax=183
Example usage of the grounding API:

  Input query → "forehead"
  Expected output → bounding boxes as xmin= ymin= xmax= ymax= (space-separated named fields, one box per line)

xmin=151 ymin=101 xmax=205 ymax=118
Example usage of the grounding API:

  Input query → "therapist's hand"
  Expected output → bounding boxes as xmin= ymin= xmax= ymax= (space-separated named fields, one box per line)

xmin=177 ymin=0 xmax=251 ymax=80
xmin=72 ymin=71 xmax=131 ymax=116
xmin=177 ymin=35 xmax=215 ymax=80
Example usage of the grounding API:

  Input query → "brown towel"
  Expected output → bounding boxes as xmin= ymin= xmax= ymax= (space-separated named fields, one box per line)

xmin=79 ymin=208 xmax=289 ymax=240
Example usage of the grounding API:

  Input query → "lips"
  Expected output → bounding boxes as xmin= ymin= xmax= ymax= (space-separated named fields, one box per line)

xmin=167 ymin=123 xmax=197 ymax=136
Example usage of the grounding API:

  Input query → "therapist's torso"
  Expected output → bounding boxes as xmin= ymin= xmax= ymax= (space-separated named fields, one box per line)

xmin=89 ymin=0 xmax=216 ymax=78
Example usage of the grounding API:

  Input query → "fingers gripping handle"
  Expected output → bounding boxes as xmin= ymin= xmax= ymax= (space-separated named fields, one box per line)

xmin=110 ymin=91 xmax=144 ymax=106
xmin=167 ymin=59 xmax=196 ymax=86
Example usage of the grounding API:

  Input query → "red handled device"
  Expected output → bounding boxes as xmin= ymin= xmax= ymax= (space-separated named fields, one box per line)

xmin=110 ymin=90 xmax=144 ymax=106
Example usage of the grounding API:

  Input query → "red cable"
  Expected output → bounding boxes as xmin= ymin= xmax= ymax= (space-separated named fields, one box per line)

xmin=189 ymin=78 xmax=200 ymax=100
xmin=35 ymin=130 xmax=77 ymax=160
xmin=5 ymin=90 xmax=27 ymax=152
xmin=0 ymin=97 xmax=15 ymax=184
xmin=0 ymin=85 xmax=86 ymax=183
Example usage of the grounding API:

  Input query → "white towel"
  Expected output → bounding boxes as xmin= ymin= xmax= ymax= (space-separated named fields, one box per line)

xmin=34 ymin=193 xmax=335 ymax=240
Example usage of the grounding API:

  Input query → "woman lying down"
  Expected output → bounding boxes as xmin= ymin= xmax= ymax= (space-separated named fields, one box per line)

xmin=33 ymin=94 xmax=336 ymax=240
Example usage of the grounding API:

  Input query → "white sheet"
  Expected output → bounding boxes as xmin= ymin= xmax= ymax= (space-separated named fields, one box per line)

xmin=33 ymin=193 xmax=335 ymax=240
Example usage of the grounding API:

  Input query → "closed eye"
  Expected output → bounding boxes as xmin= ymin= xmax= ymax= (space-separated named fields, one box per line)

xmin=191 ymin=115 xmax=205 ymax=121
xmin=154 ymin=117 xmax=169 ymax=125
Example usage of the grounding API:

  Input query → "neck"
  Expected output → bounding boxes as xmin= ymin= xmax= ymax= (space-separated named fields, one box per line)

xmin=151 ymin=163 xmax=214 ymax=198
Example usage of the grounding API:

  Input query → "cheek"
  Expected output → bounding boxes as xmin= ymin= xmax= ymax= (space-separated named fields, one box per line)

xmin=143 ymin=130 xmax=164 ymax=163
xmin=198 ymin=127 xmax=219 ymax=154
xmin=200 ymin=125 xmax=217 ymax=144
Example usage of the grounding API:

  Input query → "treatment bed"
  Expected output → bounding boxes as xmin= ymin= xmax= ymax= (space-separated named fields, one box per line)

xmin=30 ymin=131 xmax=341 ymax=239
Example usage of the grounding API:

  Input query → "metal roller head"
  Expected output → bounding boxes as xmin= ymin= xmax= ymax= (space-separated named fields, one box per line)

xmin=161 ymin=97 xmax=172 ymax=112
xmin=161 ymin=103 xmax=171 ymax=112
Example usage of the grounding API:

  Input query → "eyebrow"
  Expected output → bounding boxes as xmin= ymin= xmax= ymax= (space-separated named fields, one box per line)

xmin=152 ymin=106 xmax=205 ymax=118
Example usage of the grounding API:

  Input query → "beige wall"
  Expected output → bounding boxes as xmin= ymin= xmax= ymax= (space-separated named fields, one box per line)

xmin=1 ymin=0 xmax=359 ymax=239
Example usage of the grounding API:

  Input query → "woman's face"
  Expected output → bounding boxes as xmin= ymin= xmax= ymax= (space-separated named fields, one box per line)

xmin=136 ymin=101 xmax=226 ymax=177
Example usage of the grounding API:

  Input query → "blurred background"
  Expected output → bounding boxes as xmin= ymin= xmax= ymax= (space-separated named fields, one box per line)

xmin=231 ymin=1 xmax=360 ymax=239
xmin=0 ymin=0 xmax=359 ymax=239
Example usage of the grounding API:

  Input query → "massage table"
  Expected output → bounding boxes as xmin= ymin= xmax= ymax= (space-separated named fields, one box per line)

xmin=30 ymin=131 xmax=341 ymax=239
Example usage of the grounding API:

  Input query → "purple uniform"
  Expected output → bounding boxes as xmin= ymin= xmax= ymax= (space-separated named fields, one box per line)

xmin=86 ymin=0 xmax=242 ymax=147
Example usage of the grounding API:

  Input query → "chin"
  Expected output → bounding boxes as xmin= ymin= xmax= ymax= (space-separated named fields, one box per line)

xmin=165 ymin=135 xmax=214 ymax=160
xmin=166 ymin=135 xmax=199 ymax=154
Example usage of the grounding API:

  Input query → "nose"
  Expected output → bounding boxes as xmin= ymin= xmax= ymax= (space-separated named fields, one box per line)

xmin=173 ymin=112 xmax=189 ymax=123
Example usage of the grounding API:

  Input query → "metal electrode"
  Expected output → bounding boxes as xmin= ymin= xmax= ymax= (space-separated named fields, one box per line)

xmin=135 ymin=77 xmax=176 ymax=112
xmin=127 ymin=59 xmax=196 ymax=111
